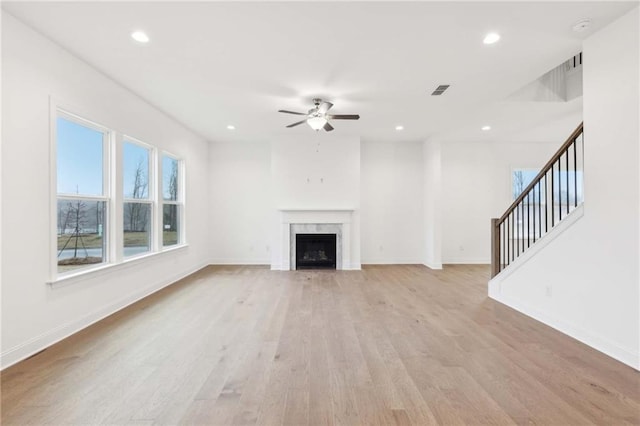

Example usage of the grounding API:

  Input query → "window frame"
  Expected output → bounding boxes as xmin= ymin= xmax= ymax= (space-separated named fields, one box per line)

xmin=53 ymin=109 xmax=113 ymax=279
xmin=160 ymin=152 xmax=185 ymax=249
xmin=122 ymin=137 xmax=156 ymax=259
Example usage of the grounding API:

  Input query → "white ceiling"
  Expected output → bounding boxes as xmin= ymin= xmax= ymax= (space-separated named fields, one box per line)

xmin=3 ymin=1 xmax=637 ymax=144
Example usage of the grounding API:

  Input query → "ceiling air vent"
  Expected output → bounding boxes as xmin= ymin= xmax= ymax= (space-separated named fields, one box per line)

xmin=431 ymin=84 xmax=450 ymax=96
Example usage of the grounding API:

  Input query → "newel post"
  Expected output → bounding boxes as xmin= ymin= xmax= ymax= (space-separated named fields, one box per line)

xmin=491 ymin=218 xmax=500 ymax=278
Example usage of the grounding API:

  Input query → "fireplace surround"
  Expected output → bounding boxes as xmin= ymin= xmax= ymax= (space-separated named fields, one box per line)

xmin=275 ymin=209 xmax=356 ymax=270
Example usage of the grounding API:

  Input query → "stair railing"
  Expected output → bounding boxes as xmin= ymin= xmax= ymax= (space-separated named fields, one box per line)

xmin=491 ymin=123 xmax=584 ymax=277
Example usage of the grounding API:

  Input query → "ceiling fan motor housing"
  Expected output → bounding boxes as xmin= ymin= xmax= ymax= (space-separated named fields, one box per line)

xmin=278 ymin=99 xmax=359 ymax=132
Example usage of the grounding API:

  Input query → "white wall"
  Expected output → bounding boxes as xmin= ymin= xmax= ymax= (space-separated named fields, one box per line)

xmin=271 ymin=135 xmax=360 ymax=209
xmin=361 ymin=141 xmax=424 ymax=264
xmin=490 ymin=7 xmax=639 ymax=369
xmin=1 ymin=14 xmax=210 ymax=368
xmin=423 ymin=140 xmax=442 ymax=269
xmin=271 ymin=135 xmax=361 ymax=269
xmin=208 ymin=141 xmax=272 ymax=264
xmin=441 ymin=140 xmax=559 ymax=263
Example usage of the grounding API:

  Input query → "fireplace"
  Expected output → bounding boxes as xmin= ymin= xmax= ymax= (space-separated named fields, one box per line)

xmin=276 ymin=209 xmax=354 ymax=270
xmin=295 ymin=234 xmax=337 ymax=270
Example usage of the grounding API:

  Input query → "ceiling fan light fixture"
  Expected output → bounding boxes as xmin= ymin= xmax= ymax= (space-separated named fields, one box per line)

xmin=483 ymin=32 xmax=500 ymax=45
xmin=131 ymin=31 xmax=150 ymax=43
xmin=307 ymin=116 xmax=327 ymax=131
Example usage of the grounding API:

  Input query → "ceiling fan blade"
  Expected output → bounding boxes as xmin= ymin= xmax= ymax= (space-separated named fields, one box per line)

xmin=328 ymin=114 xmax=360 ymax=120
xmin=318 ymin=102 xmax=333 ymax=114
xmin=278 ymin=110 xmax=307 ymax=115
xmin=286 ymin=119 xmax=307 ymax=128
xmin=323 ymin=122 xmax=334 ymax=132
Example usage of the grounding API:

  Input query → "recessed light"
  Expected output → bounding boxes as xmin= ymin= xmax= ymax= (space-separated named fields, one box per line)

xmin=482 ymin=125 xmax=491 ymax=131
xmin=227 ymin=125 xmax=236 ymax=130
xmin=131 ymin=31 xmax=150 ymax=43
xmin=483 ymin=33 xmax=500 ymax=45
xmin=395 ymin=125 xmax=404 ymax=131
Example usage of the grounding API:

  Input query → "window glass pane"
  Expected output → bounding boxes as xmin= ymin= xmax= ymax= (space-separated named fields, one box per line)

xmin=163 ymin=204 xmax=179 ymax=246
xmin=57 ymin=199 xmax=106 ymax=273
xmin=123 ymin=142 xmax=150 ymax=199
xmin=512 ymin=170 xmax=538 ymax=199
xmin=124 ymin=202 xmax=151 ymax=257
xmin=57 ymin=116 xmax=104 ymax=196
xmin=552 ymin=170 xmax=584 ymax=204
xmin=162 ymin=156 xmax=179 ymax=201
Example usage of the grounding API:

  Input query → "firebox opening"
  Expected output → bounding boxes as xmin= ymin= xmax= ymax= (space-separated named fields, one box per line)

xmin=295 ymin=234 xmax=337 ymax=270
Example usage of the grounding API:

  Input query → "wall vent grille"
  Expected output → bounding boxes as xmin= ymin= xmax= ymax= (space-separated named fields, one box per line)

xmin=431 ymin=84 xmax=450 ymax=96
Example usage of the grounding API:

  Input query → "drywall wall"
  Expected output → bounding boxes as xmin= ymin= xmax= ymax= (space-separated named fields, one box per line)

xmin=1 ymin=14 xmax=210 ymax=368
xmin=423 ymin=140 xmax=442 ymax=269
xmin=490 ymin=7 xmax=639 ymax=369
xmin=360 ymin=141 xmax=424 ymax=264
xmin=441 ymin=140 xmax=559 ymax=263
xmin=271 ymin=135 xmax=360 ymax=209
xmin=208 ymin=141 xmax=272 ymax=264
xmin=271 ymin=135 xmax=361 ymax=269
xmin=209 ymin=138 xmax=428 ymax=267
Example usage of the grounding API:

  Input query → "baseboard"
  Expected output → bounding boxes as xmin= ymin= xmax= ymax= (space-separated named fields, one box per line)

xmin=0 ymin=261 xmax=210 ymax=371
xmin=344 ymin=263 xmax=362 ymax=270
xmin=210 ymin=258 xmax=270 ymax=265
xmin=442 ymin=259 xmax=490 ymax=265
xmin=361 ymin=260 xmax=425 ymax=265
xmin=489 ymin=290 xmax=640 ymax=371
xmin=423 ymin=261 xmax=443 ymax=270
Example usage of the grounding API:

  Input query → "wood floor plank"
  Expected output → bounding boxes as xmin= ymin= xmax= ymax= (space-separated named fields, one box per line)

xmin=2 ymin=265 xmax=639 ymax=426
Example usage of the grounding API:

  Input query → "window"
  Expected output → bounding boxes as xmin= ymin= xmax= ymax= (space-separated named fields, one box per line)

xmin=162 ymin=155 xmax=182 ymax=247
xmin=56 ymin=114 xmax=109 ymax=274
xmin=512 ymin=169 xmax=544 ymax=239
xmin=54 ymin=108 xmax=186 ymax=281
xmin=512 ymin=169 xmax=540 ymax=200
xmin=123 ymin=140 xmax=152 ymax=258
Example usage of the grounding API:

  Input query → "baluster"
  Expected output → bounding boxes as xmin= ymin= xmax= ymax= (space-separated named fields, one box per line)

xmin=551 ymin=165 xmax=555 ymax=226
xmin=508 ymin=212 xmax=512 ymax=263
xmin=566 ymin=148 xmax=570 ymax=215
xmin=573 ymin=139 xmax=578 ymax=207
xmin=516 ymin=202 xmax=519 ymax=257
xmin=545 ymin=173 xmax=548 ymax=233
xmin=521 ymin=201 xmax=525 ymax=254
xmin=558 ymin=160 xmax=562 ymax=221
xmin=501 ymin=221 xmax=505 ymax=270
xmin=527 ymin=192 xmax=530 ymax=248
xmin=533 ymin=186 xmax=536 ymax=243
xmin=538 ymin=181 xmax=542 ymax=239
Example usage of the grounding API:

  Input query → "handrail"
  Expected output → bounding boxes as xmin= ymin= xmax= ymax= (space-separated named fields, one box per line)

xmin=500 ymin=123 xmax=583 ymax=222
xmin=491 ymin=122 xmax=584 ymax=277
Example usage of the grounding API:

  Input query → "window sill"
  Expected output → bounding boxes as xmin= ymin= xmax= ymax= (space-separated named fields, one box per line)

xmin=48 ymin=243 xmax=189 ymax=288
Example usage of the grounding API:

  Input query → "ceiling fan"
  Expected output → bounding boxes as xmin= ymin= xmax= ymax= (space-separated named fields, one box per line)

xmin=278 ymin=98 xmax=360 ymax=132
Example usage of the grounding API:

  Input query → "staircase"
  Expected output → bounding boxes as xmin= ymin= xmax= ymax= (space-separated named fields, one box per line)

xmin=491 ymin=123 xmax=584 ymax=277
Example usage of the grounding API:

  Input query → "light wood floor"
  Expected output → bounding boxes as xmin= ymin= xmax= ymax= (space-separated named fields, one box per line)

xmin=2 ymin=265 xmax=639 ymax=425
